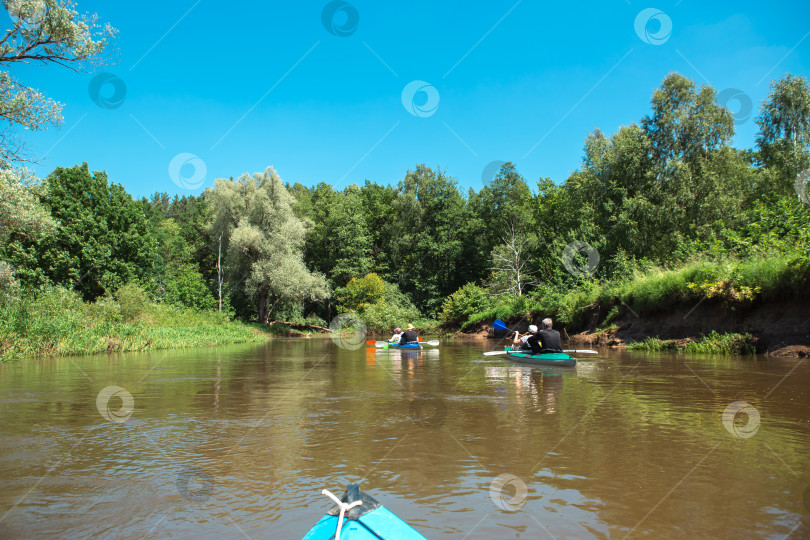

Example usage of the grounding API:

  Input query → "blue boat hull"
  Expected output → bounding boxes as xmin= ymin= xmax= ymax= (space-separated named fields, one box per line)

xmin=385 ymin=342 xmax=422 ymax=350
xmin=303 ymin=505 xmax=427 ymax=539
xmin=303 ymin=484 xmax=427 ymax=540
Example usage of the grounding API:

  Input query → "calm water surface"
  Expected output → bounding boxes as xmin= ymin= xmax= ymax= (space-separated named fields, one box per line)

xmin=1 ymin=339 xmax=809 ymax=538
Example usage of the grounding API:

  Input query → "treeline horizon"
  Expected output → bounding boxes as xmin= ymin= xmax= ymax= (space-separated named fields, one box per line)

xmin=2 ymin=71 xmax=809 ymax=329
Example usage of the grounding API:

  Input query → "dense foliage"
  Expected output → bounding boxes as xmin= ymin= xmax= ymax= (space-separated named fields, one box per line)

xmin=2 ymin=72 xmax=810 ymax=343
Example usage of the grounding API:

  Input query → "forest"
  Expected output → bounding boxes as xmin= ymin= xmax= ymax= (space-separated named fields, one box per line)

xmin=2 ymin=70 xmax=810 ymax=359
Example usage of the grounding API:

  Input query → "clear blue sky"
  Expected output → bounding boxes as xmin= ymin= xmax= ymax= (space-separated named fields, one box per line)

xmin=9 ymin=0 xmax=810 ymax=198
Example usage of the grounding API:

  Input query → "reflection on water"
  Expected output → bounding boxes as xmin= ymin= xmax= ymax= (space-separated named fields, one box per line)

xmin=0 ymin=340 xmax=809 ymax=538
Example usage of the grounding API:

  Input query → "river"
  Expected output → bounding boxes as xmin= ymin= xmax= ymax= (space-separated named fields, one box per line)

xmin=0 ymin=339 xmax=808 ymax=538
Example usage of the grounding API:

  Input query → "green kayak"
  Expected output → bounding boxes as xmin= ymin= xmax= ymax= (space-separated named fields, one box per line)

xmin=504 ymin=346 xmax=576 ymax=367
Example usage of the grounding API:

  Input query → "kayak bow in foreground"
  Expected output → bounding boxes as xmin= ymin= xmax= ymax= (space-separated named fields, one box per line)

xmin=303 ymin=484 xmax=427 ymax=540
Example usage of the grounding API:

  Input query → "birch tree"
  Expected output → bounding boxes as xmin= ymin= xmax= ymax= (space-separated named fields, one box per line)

xmin=756 ymin=74 xmax=810 ymax=193
xmin=488 ymin=219 xmax=535 ymax=296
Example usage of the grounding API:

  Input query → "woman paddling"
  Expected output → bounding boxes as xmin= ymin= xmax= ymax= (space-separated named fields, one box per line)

xmin=511 ymin=325 xmax=537 ymax=350
xmin=388 ymin=327 xmax=402 ymax=344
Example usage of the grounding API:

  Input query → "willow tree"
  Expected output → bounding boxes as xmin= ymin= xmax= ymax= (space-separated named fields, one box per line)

xmin=0 ymin=167 xmax=54 ymax=296
xmin=1 ymin=0 xmax=116 ymax=165
xmin=207 ymin=167 xmax=329 ymax=323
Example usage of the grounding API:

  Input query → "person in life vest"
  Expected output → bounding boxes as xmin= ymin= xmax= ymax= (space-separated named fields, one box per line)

xmin=511 ymin=325 xmax=538 ymax=350
xmin=527 ymin=318 xmax=563 ymax=354
xmin=399 ymin=324 xmax=418 ymax=344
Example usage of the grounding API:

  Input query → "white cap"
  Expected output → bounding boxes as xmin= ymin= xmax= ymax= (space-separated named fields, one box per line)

xmin=528 ymin=325 xmax=538 ymax=333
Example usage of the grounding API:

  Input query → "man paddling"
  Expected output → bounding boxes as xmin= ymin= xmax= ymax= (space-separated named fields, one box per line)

xmin=399 ymin=324 xmax=418 ymax=345
xmin=527 ymin=318 xmax=563 ymax=354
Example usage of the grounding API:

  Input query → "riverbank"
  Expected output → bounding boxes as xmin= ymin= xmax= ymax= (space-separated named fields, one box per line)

xmin=453 ymin=254 xmax=810 ymax=357
xmin=0 ymin=288 xmax=271 ymax=361
xmin=565 ymin=298 xmax=810 ymax=357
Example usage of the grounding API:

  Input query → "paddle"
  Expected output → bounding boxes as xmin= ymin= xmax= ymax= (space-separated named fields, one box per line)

xmin=483 ymin=349 xmax=598 ymax=356
xmin=367 ymin=340 xmax=440 ymax=348
xmin=492 ymin=319 xmax=508 ymax=331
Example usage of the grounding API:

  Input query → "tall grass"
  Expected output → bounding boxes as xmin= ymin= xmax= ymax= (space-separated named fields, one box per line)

xmin=628 ymin=332 xmax=756 ymax=355
xmin=0 ymin=286 xmax=270 ymax=361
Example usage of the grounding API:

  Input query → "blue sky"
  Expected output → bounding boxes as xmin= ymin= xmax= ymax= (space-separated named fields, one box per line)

xmin=9 ymin=0 xmax=810 ymax=197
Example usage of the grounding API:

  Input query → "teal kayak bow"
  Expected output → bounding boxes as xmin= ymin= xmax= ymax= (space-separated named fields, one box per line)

xmin=302 ymin=484 xmax=427 ymax=540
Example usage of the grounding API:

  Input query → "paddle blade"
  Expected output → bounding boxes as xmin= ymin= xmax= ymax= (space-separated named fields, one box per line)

xmin=492 ymin=319 xmax=507 ymax=331
xmin=483 ymin=350 xmax=508 ymax=356
xmin=423 ymin=340 xmax=440 ymax=346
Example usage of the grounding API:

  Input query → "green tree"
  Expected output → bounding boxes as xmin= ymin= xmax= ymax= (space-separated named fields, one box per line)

xmin=1 ymin=0 xmax=116 ymax=164
xmin=756 ymin=74 xmax=810 ymax=194
xmin=8 ymin=163 xmax=156 ymax=300
xmin=532 ymin=177 xmax=583 ymax=284
xmin=471 ymin=162 xmax=535 ymax=258
xmin=566 ymin=74 xmax=746 ymax=264
xmin=642 ymin=73 xmax=734 ymax=168
xmin=390 ymin=164 xmax=466 ymax=315
xmin=207 ymin=166 xmax=329 ymax=323
xmin=304 ymin=183 xmax=373 ymax=288
xmin=358 ymin=180 xmax=399 ymax=278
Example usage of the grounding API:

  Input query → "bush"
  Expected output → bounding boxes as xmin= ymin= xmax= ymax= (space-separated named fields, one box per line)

xmin=165 ymin=264 xmax=216 ymax=310
xmin=336 ymin=273 xmax=386 ymax=312
xmin=439 ymin=283 xmax=492 ymax=324
xmin=88 ymin=293 xmax=122 ymax=323
xmin=115 ymin=283 xmax=149 ymax=322
xmin=358 ymin=302 xmax=420 ymax=333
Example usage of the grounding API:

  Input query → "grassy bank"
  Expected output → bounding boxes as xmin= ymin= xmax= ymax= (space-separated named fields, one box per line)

xmin=0 ymin=287 xmax=270 ymax=361
xmin=457 ymin=253 xmax=809 ymax=347
xmin=627 ymin=331 xmax=757 ymax=355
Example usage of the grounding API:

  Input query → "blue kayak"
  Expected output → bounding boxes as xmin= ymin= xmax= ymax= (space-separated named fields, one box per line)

xmin=504 ymin=346 xmax=576 ymax=367
xmin=382 ymin=342 xmax=422 ymax=350
xmin=303 ymin=484 xmax=427 ymax=540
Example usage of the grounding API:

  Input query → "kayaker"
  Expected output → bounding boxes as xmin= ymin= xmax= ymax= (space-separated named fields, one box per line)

xmin=388 ymin=327 xmax=403 ymax=344
xmin=512 ymin=325 xmax=538 ymax=350
xmin=400 ymin=324 xmax=418 ymax=345
xmin=527 ymin=318 xmax=563 ymax=354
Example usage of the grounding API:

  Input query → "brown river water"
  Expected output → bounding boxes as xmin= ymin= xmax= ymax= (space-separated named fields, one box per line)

xmin=0 ymin=339 xmax=808 ymax=539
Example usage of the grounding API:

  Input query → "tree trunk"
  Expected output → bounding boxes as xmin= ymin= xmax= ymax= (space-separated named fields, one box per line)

xmin=258 ymin=292 xmax=269 ymax=323
xmin=217 ymin=233 xmax=223 ymax=312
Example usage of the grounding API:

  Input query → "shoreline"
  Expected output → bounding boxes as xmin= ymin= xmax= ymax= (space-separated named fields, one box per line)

xmin=454 ymin=297 xmax=810 ymax=358
xmin=0 ymin=311 xmax=274 ymax=362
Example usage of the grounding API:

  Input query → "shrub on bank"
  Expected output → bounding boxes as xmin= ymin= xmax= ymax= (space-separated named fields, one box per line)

xmin=333 ymin=274 xmax=438 ymax=334
xmin=439 ymin=283 xmax=491 ymax=325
